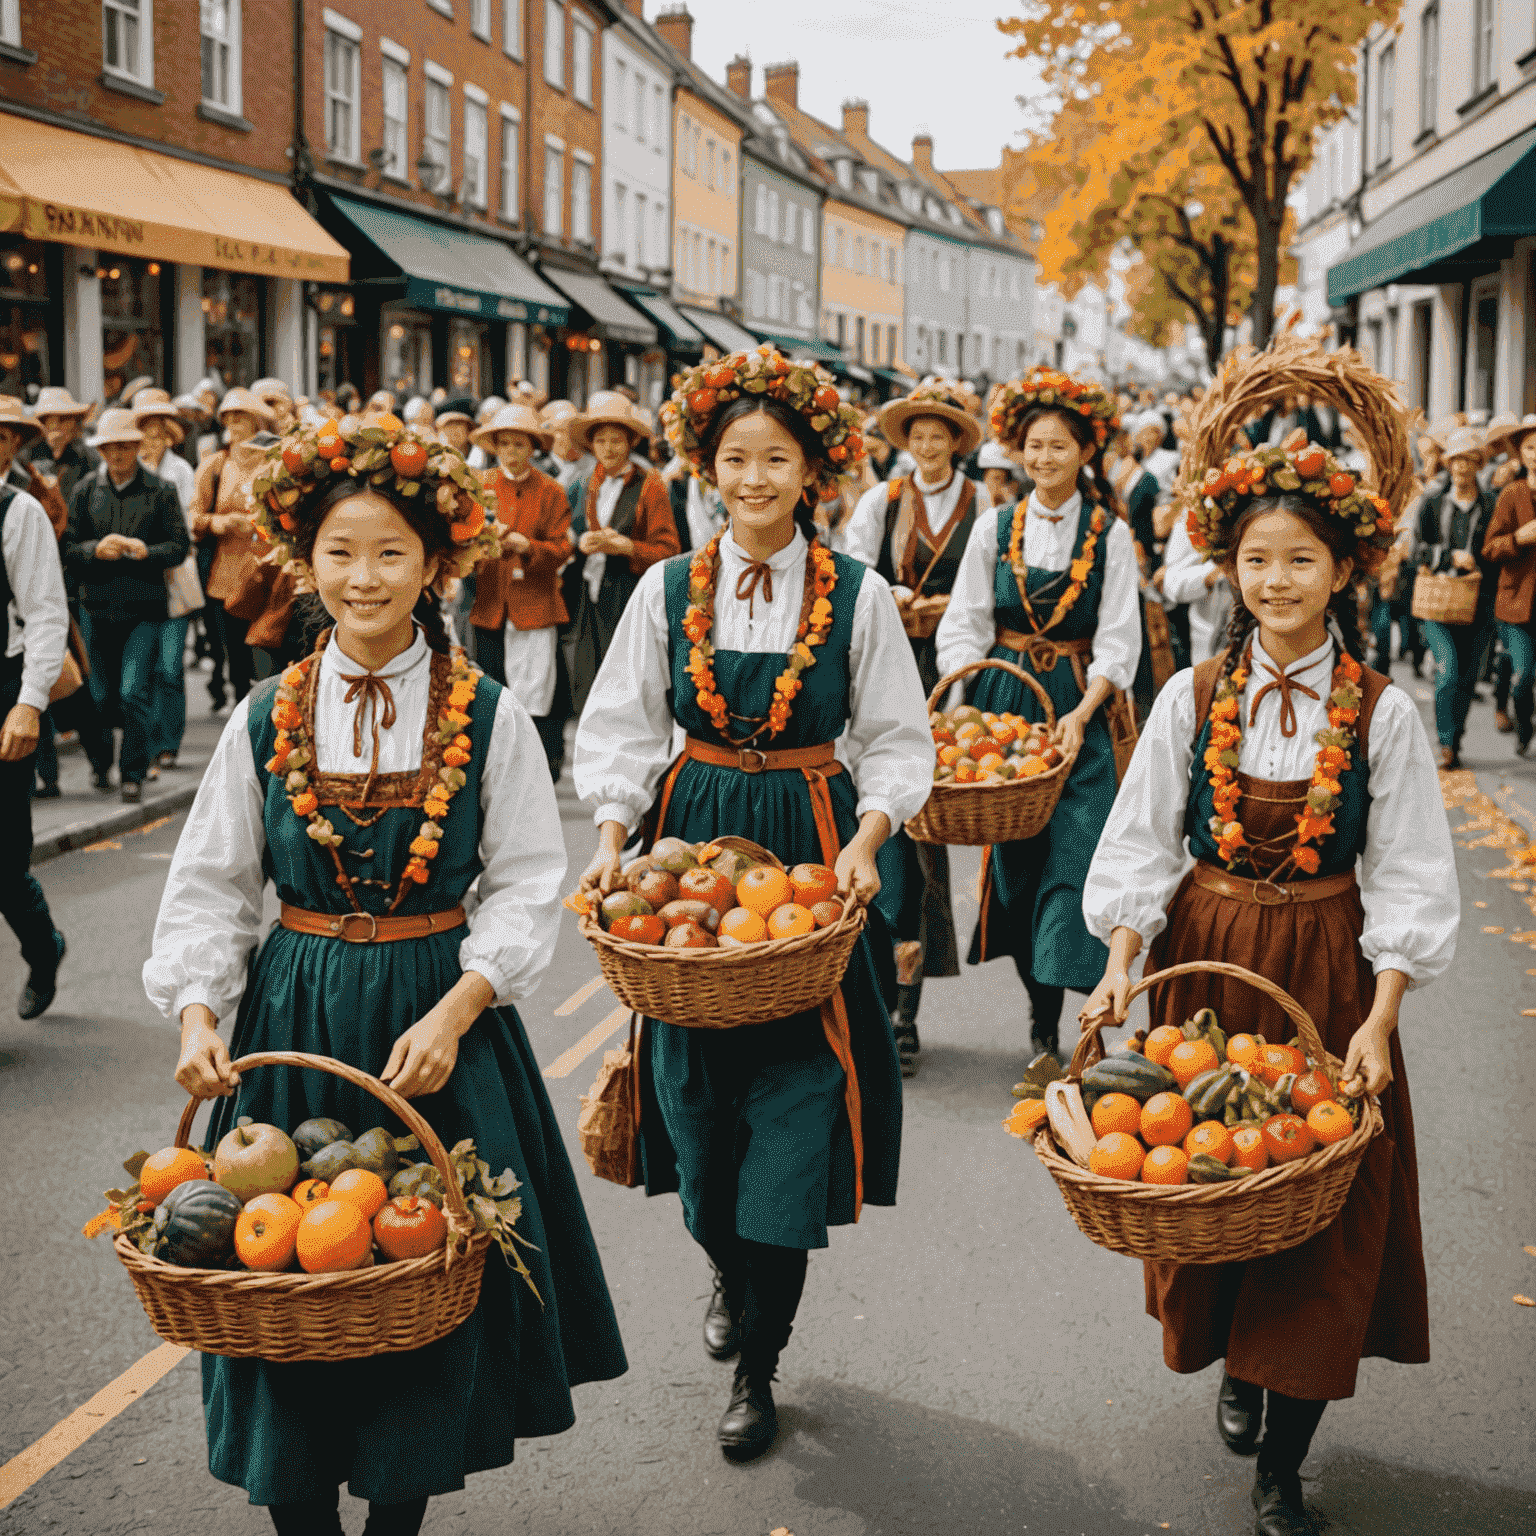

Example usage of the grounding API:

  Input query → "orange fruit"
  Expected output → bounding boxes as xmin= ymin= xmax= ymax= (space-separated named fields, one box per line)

xmin=138 ymin=1147 xmax=209 ymax=1205
xmin=1090 ymin=1092 xmax=1144 ymax=1139
xmin=373 ymin=1195 xmax=449 ymax=1261
xmin=1306 ymin=1100 xmax=1354 ymax=1145
xmin=1141 ymin=1145 xmax=1189 ymax=1185
xmin=290 ymin=1178 xmax=330 ymax=1209
xmin=766 ymin=903 xmax=815 ymax=939
xmin=809 ymin=898 xmax=844 ymax=929
xmin=718 ymin=906 xmax=768 ymax=943
xmin=1290 ymin=1070 xmax=1337 ymax=1114
xmin=1184 ymin=1120 xmax=1236 ymax=1165
xmin=1226 ymin=1033 xmax=1263 ymax=1070
xmin=234 ymin=1193 xmax=302 ymax=1271
xmin=1003 ymin=1099 xmax=1050 ymax=1137
xmin=1088 ymin=1131 xmax=1146 ymax=1181
xmin=1168 ymin=1037 xmax=1220 ymax=1088
xmin=1143 ymin=1025 xmax=1186 ymax=1067
xmin=1140 ymin=1091 xmax=1194 ymax=1147
xmin=1256 ymin=1043 xmax=1307 ymax=1085
xmin=294 ymin=1199 xmax=373 ymax=1273
xmin=1231 ymin=1125 xmax=1268 ymax=1172
xmin=1260 ymin=1113 xmax=1316 ymax=1164
xmin=736 ymin=865 xmax=792 ymax=917
xmin=789 ymin=863 xmax=838 ymax=906
xmin=328 ymin=1167 xmax=389 ymax=1221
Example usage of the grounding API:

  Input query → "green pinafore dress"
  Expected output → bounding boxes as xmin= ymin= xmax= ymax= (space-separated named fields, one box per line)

xmin=200 ymin=655 xmax=627 ymax=1508
xmin=969 ymin=501 xmax=1117 ymax=992
xmin=634 ymin=551 xmax=903 ymax=1252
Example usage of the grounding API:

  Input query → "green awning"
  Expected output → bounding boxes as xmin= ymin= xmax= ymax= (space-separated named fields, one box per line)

xmin=1327 ymin=125 xmax=1536 ymax=305
xmin=537 ymin=267 xmax=657 ymax=346
xmin=329 ymin=194 xmax=568 ymax=324
xmin=749 ymin=328 xmax=845 ymax=364
xmin=617 ymin=287 xmax=705 ymax=355
xmin=678 ymin=304 xmax=759 ymax=355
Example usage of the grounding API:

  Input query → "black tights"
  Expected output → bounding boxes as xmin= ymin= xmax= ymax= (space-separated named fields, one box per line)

xmin=1013 ymin=957 xmax=1064 ymax=1048
xmin=702 ymin=1234 xmax=809 ymax=1381
xmin=268 ymin=1488 xmax=428 ymax=1536
xmin=1227 ymin=1375 xmax=1328 ymax=1478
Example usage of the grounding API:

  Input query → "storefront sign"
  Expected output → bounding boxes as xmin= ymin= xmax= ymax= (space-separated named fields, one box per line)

xmin=403 ymin=276 xmax=567 ymax=326
xmin=38 ymin=204 xmax=146 ymax=249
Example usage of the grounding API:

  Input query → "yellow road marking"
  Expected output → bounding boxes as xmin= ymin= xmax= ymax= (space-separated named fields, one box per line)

xmin=542 ymin=1004 xmax=630 ymax=1079
xmin=0 ymin=1343 xmax=189 ymax=1509
xmin=553 ymin=974 xmax=607 ymax=1017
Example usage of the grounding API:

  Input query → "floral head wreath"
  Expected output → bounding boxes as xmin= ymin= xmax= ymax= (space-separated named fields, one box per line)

xmin=660 ymin=345 xmax=866 ymax=502
xmin=1184 ymin=429 xmax=1396 ymax=574
xmin=989 ymin=367 xmax=1120 ymax=450
xmin=251 ymin=411 xmax=500 ymax=579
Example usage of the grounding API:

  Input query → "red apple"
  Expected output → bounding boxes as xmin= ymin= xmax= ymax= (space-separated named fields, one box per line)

xmin=663 ymin=921 xmax=717 ymax=949
xmin=677 ymin=867 xmax=737 ymax=918
xmin=629 ymin=868 xmax=680 ymax=909
xmin=1328 ymin=471 xmax=1355 ymax=498
xmin=609 ymin=914 xmax=666 ymax=945
xmin=810 ymin=899 xmax=844 ymax=929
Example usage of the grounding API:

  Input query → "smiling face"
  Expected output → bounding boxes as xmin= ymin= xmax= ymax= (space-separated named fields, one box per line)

xmin=1231 ymin=507 xmax=1350 ymax=654
xmin=1447 ymin=452 xmax=1480 ymax=497
xmin=590 ymin=424 xmax=635 ymax=475
xmin=494 ymin=430 xmax=536 ymax=478
xmin=311 ymin=491 xmax=441 ymax=658
xmin=1521 ymin=434 xmax=1536 ymax=478
xmin=1021 ymin=410 xmax=1092 ymax=502
xmin=713 ymin=408 xmax=816 ymax=544
xmin=907 ymin=416 xmax=959 ymax=481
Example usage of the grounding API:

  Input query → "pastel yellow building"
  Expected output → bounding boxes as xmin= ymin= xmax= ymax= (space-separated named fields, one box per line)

xmin=820 ymin=201 xmax=905 ymax=369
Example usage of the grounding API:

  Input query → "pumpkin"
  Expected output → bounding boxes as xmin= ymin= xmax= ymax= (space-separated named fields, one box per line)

xmin=154 ymin=1179 xmax=244 ymax=1268
xmin=291 ymin=1117 xmax=354 ymax=1160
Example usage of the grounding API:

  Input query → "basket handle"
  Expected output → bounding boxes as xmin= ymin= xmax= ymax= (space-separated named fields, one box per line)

xmin=175 ymin=1050 xmax=476 ymax=1245
xmin=1069 ymin=959 xmax=1326 ymax=1080
xmin=925 ymin=656 xmax=1057 ymax=732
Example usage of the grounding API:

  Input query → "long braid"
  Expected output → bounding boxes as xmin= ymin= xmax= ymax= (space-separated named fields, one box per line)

xmin=1327 ymin=585 xmax=1367 ymax=663
xmin=1218 ymin=597 xmax=1259 ymax=682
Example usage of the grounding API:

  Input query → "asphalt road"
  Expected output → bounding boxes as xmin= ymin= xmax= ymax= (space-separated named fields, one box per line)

xmin=1 ymin=660 xmax=1533 ymax=1536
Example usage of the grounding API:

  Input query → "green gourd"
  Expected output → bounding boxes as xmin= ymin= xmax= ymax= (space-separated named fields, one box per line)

xmin=153 ymin=1179 xmax=244 ymax=1267
xmin=1080 ymin=1054 xmax=1177 ymax=1102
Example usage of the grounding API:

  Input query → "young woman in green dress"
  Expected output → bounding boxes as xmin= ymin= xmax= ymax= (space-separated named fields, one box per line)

xmin=144 ymin=417 xmax=626 ymax=1536
xmin=573 ymin=348 xmax=933 ymax=1461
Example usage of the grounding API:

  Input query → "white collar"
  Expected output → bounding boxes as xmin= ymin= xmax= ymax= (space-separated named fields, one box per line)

xmin=1250 ymin=633 xmax=1334 ymax=685
xmin=914 ymin=467 xmax=955 ymax=496
xmin=722 ymin=525 xmax=806 ymax=572
xmin=1027 ymin=488 xmax=1082 ymax=523
xmin=323 ymin=624 xmax=431 ymax=682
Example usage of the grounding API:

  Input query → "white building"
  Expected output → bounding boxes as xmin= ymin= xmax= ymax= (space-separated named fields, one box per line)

xmin=599 ymin=10 xmax=674 ymax=291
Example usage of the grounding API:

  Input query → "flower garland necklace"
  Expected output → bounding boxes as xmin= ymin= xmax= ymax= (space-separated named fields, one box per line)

xmin=1205 ymin=643 xmax=1363 ymax=877
xmin=683 ymin=532 xmax=837 ymax=744
xmin=267 ymin=636 xmax=481 ymax=911
xmin=1006 ymin=499 xmax=1105 ymax=634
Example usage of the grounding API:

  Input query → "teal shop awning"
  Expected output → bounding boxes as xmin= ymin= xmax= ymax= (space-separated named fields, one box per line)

xmin=1327 ymin=125 xmax=1536 ymax=306
xmin=617 ymin=287 xmax=705 ymax=354
xmin=750 ymin=328 xmax=846 ymax=364
xmin=329 ymin=194 xmax=569 ymax=324
xmin=678 ymin=304 xmax=760 ymax=355
xmin=537 ymin=267 xmax=657 ymax=346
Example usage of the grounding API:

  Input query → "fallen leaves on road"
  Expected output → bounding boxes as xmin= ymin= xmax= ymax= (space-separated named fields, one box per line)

xmin=1524 ymin=1245 xmax=1536 ymax=1258
xmin=1515 ymin=1295 xmax=1534 ymax=1307
xmin=1482 ymin=926 xmax=1506 ymax=934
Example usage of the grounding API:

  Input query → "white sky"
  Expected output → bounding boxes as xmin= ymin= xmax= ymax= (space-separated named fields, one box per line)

xmin=675 ymin=0 xmax=1050 ymax=173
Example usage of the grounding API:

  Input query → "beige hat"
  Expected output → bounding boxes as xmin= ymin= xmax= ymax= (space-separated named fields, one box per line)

xmin=476 ymin=396 xmax=507 ymax=422
xmin=131 ymin=395 xmax=187 ymax=444
xmin=435 ymin=409 xmax=474 ymax=429
xmin=1501 ymin=414 xmax=1536 ymax=452
xmin=540 ymin=399 xmax=577 ymax=424
xmin=118 ymin=375 xmax=155 ymax=406
xmin=86 ymin=407 xmax=145 ymax=448
xmin=218 ymin=386 xmax=277 ymax=425
xmin=172 ymin=391 xmax=212 ymax=420
xmin=878 ymin=383 xmax=983 ymax=457
xmin=572 ymin=392 xmax=652 ymax=453
xmin=32 ymin=386 xmax=91 ymax=420
xmin=472 ymin=402 xmax=554 ymax=453
xmin=251 ymin=376 xmax=293 ymax=405
xmin=1443 ymin=426 xmax=1484 ymax=463
xmin=0 ymin=396 xmax=41 ymax=441
xmin=1484 ymin=411 xmax=1525 ymax=451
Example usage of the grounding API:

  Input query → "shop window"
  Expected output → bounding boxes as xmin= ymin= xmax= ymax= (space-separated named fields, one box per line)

xmin=200 ymin=0 xmax=239 ymax=112
xmin=382 ymin=58 xmax=408 ymax=179
xmin=855 ymin=315 xmax=865 ymax=362
xmin=470 ymin=0 xmax=490 ymax=41
xmin=313 ymin=286 xmax=357 ymax=399
xmin=499 ymin=111 xmax=520 ymax=220
xmin=95 ymin=257 xmax=162 ymax=400
xmin=572 ymin=158 xmax=592 ymax=243
xmin=543 ymin=144 xmax=563 ymax=235
xmin=449 ymin=319 xmax=485 ymax=395
xmin=103 ymin=0 xmax=151 ymax=85
xmin=464 ymin=95 xmax=488 ymax=208
xmin=383 ymin=313 xmax=431 ymax=397
xmin=324 ymin=28 xmax=360 ymax=163
xmin=503 ymin=0 xmax=520 ymax=58
xmin=0 ymin=240 xmax=51 ymax=400
xmin=201 ymin=269 xmax=259 ymax=388
xmin=1472 ymin=288 xmax=1499 ymax=415
xmin=572 ymin=17 xmax=592 ymax=105
xmin=1472 ymin=0 xmax=1495 ymax=94
xmin=543 ymin=0 xmax=563 ymax=89
xmin=424 ymin=76 xmax=451 ymax=191
xmin=1419 ymin=4 xmax=1439 ymax=136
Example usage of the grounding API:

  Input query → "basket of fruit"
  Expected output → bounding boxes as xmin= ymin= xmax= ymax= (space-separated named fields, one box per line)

xmin=573 ymin=836 xmax=867 ymax=1028
xmin=94 ymin=1051 xmax=540 ymax=1362
xmin=1026 ymin=960 xmax=1384 ymax=1265
xmin=905 ymin=658 xmax=1077 ymax=846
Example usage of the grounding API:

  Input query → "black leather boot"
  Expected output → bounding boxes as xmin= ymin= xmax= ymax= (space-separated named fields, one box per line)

xmin=1217 ymin=1370 xmax=1262 ymax=1454
xmin=892 ymin=983 xmax=921 ymax=1078
xmin=18 ymin=931 xmax=64 ymax=1020
xmin=703 ymin=1262 xmax=741 ymax=1361
xmin=717 ymin=1368 xmax=777 ymax=1461
xmin=1251 ymin=1469 xmax=1317 ymax=1535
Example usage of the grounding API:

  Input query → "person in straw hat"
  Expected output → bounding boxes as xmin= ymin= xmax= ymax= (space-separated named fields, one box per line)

xmin=434 ymin=397 xmax=477 ymax=458
xmin=250 ymin=378 xmax=296 ymax=435
xmin=840 ymin=379 xmax=990 ymax=1074
xmin=1081 ymin=338 xmax=1456 ymax=1536
xmin=467 ymin=402 xmax=572 ymax=777
xmin=575 ymin=345 xmax=930 ymax=1461
xmin=1480 ymin=416 xmax=1536 ymax=754
xmin=566 ymin=391 xmax=679 ymax=714
xmin=62 ymin=409 xmax=189 ymax=802
xmin=145 ymin=410 xmax=626 ymax=1536
xmin=28 ymin=386 xmax=100 ymax=504
xmin=1412 ymin=425 xmax=1497 ymax=769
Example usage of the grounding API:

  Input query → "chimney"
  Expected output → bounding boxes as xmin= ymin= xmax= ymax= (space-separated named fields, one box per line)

xmin=764 ymin=60 xmax=798 ymax=110
xmin=912 ymin=132 xmax=934 ymax=174
xmin=655 ymin=5 xmax=693 ymax=59
xmin=726 ymin=54 xmax=751 ymax=99
xmin=620 ymin=0 xmax=644 ymax=13
xmin=842 ymin=99 xmax=869 ymax=139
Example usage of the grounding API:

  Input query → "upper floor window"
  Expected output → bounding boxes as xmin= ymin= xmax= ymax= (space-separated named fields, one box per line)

xmin=834 ymin=226 xmax=845 ymax=266
xmin=503 ymin=0 xmax=520 ymax=58
xmin=464 ymin=94 xmax=488 ymax=208
xmin=835 ymin=159 xmax=852 ymax=190
xmin=754 ymin=184 xmax=768 ymax=234
xmin=324 ymin=26 xmax=361 ymax=162
xmin=632 ymin=68 xmax=644 ymax=142
xmin=424 ymin=74 xmax=452 ymax=186
xmin=614 ymin=60 xmax=627 ymax=128
xmin=572 ymin=157 xmax=592 ymax=242
xmin=1472 ymin=0 xmax=1495 ymax=94
xmin=801 ymin=209 xmax=815 ymax=255
xmin=0 ymin=0 xmax=20 ymax=46
xmin=382 ymin=56 xmax=409 ymax=179
xmin=200 ymin=0 xmax=240 ymax=112
xmin=572 ymin=17 xmax=593 ymax=105
xmin=543 ymin=0 xmax=564 ymax=89
xmin=782 ymin=200 xmax=796 ymax=245
xmin=104 ymin=0 xmax=152 ymax=85
xmin=499 ymin=109 xmax=520 ymax=219
xmin=1374 ymin=42 xmax=1395 ymax=164
xmin=706 ymin=138 xmax=717 ymax=187
xmin=721 ymin=149 xmax=732 ymax=191
xmin=543 ymin=143 xmax=563 ymax=234
xmin=1419 ymin=4 xmax=1439 ymax=135
xmin=653 ymin=85 xmax=665 ymax=152
xmin=612 ymin=185 xmax=628 ymax=259
xmin=469 ymin=0 xmax=490 ymax=39
xmin=767 ymin=188 xmax=779 ymax=237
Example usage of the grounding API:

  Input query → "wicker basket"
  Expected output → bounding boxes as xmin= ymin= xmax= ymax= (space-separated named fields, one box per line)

xmin=114 ymin=1051 xmax=491 ymax=1361
xmin=1411 ymin=568 xmax=1481 ymax=626
xmin=905 ymin=659 xmax=1078 ymax=846
xmin=1033 ymin=961 xmax=1383 ymax=1265
xmin=899 ymin=593 xmax=950 ymax=639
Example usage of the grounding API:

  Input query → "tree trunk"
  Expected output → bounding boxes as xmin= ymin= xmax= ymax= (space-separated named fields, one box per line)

xmin=1205 ymin=236 xmax=1232 ymax=373
xmin=1247 ymin=202 xmax=1281 ymax=351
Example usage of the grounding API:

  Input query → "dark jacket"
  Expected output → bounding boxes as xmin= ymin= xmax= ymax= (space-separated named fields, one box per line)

xmin=1415 ymin=483 xmax=1498 ymax=625
xmin=63 ymin=463 xmax=190 ymax=622
xmin=25 ymin=434 xmax=101 ymax=506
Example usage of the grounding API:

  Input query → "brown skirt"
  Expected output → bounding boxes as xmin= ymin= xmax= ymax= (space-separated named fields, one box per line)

xmin=1140 ymin=869 xmax=1430 ymax=1400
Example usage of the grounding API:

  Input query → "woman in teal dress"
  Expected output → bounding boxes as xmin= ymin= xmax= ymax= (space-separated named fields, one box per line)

xmin=143 ymin=415 xmax=626 ymax=1536
xmin=933 ymin=370 xmax=1141 ymax=1060
xmin=573 ymin=348 xmax=933 ymax=1461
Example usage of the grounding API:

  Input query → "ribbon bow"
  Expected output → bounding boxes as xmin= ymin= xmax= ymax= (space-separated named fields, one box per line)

xmin=338 ymin=669 xmax=398 ymax=802
xmin=1248 ymin=660 xmax=1320 ymax=738
xmin=734 ymin=559 xmax=774 ymax=620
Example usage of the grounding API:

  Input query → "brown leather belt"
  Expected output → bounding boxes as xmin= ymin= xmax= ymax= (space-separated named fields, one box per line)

xmin=994 ymin=630 xmax=1093 ymax=674
xmin=279 ymin=903 xmax=468 ymax=943
xmin=680 ymin=734 xmax=843 ymax=778
xmin=1191 ymin=861 xmax=1357 ymax=906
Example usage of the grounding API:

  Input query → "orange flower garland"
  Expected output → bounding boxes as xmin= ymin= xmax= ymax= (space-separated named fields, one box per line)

xmin=683 ymin=533 xmax=837 ymax=745
xmin=1205 ymin=646 xmax=1363 ymax=877
xmin=1006 ymin=502 xmax=1106 ymax=635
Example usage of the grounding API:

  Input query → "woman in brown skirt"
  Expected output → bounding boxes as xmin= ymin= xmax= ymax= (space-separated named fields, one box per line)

xmin=1080 ymin=426 xmax=1459 ymax=1536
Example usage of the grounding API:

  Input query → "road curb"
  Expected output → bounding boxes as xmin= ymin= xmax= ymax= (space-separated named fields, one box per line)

xmin=31 ymin=784 xmax=199 ymax=867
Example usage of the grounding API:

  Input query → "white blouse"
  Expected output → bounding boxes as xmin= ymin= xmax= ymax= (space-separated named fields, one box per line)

xmin=1082 ymin=635 xmax=1459 ymax=985
xmin=842 ymin=470 xmax=992 ymax=587
xmin=933 ymin=490 xmax=1142 ymax=691
xmin=142 ymin=629 xmax=567 ymax=1022
xmin=573 ymin=528 xmax=935 ymax=835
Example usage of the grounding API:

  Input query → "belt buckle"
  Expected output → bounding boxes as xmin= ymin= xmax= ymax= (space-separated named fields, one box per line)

xmin=738 ymin=747 xmax=767 ymax=774
xmin=1252 ymin=879 xmax=1293 ymax=906
xmin=337 ymin=911 xmax=379 ymax=943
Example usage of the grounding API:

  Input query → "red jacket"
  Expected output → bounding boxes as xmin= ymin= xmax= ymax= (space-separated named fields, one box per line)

xmin=470 ymin=466 xmax=572 ymax=631
xmin=578 ymin=464 xmax=680 ymax=575
xmin=1482 ymin=479 xmax=1536 ymax=625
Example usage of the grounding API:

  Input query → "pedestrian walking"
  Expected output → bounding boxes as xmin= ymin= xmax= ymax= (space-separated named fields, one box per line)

xmin=27 ymin=386 xmax=100 ymax=502
xmin=1413 ymin=426 xmax=1498 ymax=769
xmin=1480 ymin=417 xmax=1536 ymax=754
xmin=934 ymin=369 xmax=1140 ymax=1062
xmin=977 ymin=440 xmax=1026 ymax=512
xmin=467 ymin=403 xmax=573 ymax=778
xmin=62 ymin=410 xmax=190 ymax=801
xmin=1081 ymin=367 xmax=1457 ymax=1536
xmin=574 ymin=352 xmax=931 ymax=1460
xmin=842 ymin=381 xmax=991 ymax=1074
xmin=142 ymin=412 xmax=626 ymax=1536
xmin=567 ymin=392 xmax=680 ymax=715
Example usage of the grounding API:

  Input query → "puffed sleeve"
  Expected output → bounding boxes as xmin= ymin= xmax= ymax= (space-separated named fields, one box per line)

xmin=459 ymin=689 xmax=568 ymax=1004
xmin=142 ymin=696 xmax=268 ymax=1022
xmin=934 ymin=508 xmax=1001 ymax=677
xmin=1082 ymin=671 xmax=1198 ymax=945
xmin=842 ymin=571 xmax=937 ymax=828
xmin=1085 ymin=518 xmax=1142 ymax=692
xmin=841 ymin=479 xmax=892 ymax=571
xmin=1160 ymin=517 xmax=1218 ymax=605
xmin=1358 ymin=686 xmax=1460 ymax=985
xmin=572 ymin=562 xmax=677 ymax=832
